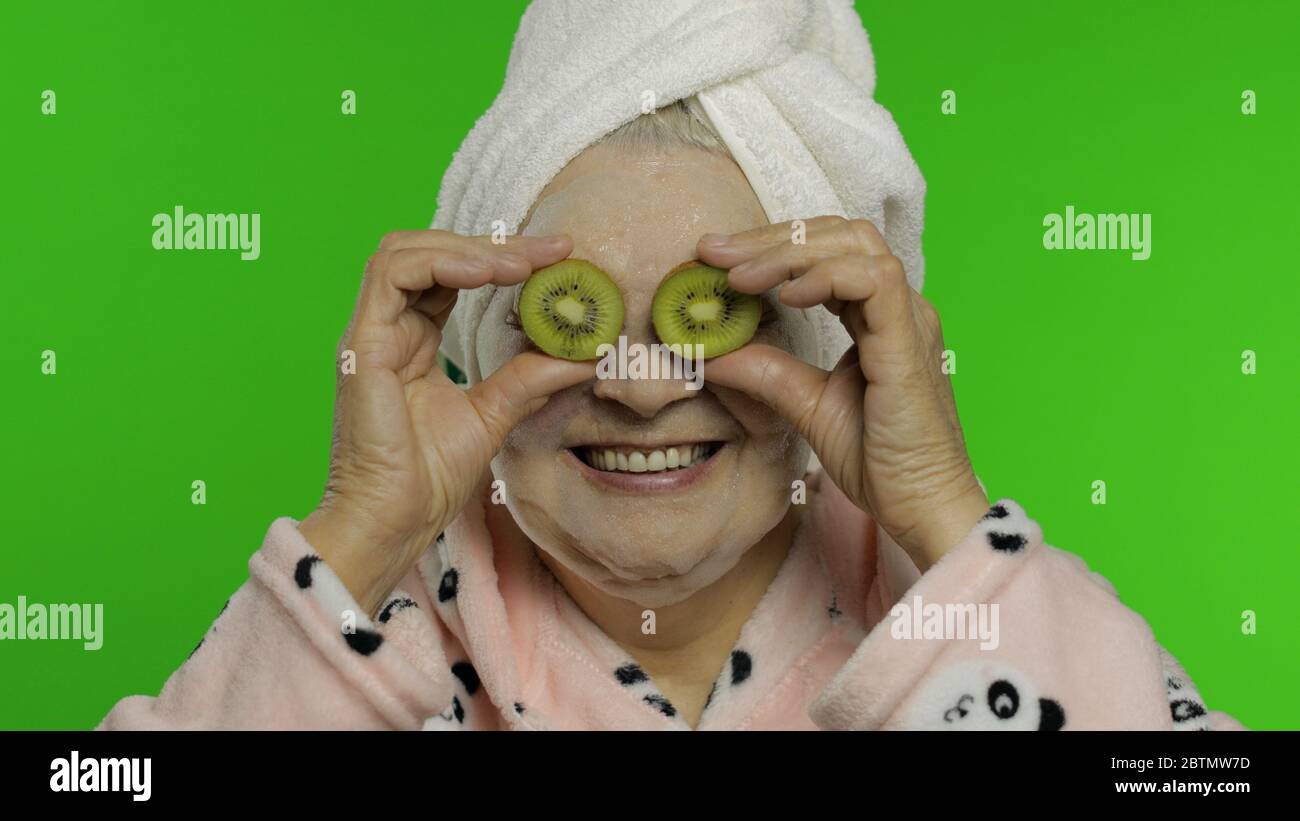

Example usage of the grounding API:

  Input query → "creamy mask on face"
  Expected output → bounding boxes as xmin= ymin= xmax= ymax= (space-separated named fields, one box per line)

xmin=477 ymin=143 xmax=820 ymax=607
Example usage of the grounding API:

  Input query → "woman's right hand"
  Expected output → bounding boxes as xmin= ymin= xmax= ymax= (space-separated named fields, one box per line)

xmin=298 ymin=230 xmax=595 ymax=616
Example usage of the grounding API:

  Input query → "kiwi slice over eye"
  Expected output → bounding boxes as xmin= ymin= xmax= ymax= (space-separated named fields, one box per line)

xmin=518 ymin=259 xmax=625 ymax=360
xmin=651 ymin=262 xmax=760 ymax=359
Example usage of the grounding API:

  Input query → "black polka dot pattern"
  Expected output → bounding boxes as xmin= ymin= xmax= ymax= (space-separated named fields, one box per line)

xmin=614 ymin=663 xmax=648 ymax=686
xmin=514 ymin=702 xmax=525 ymax=715
xmin=1171 ymin=698 xmax=1207 ymax=724
xmin=344 ymin=628 xmax=384 ymax=656
xmin=730 ymin=650 xmax=752 ymax=686
xmin=438 ymin=568 xmax=459 ymax=603
xmin=378 ymin=597 xmax=417 ymax=624
xmin=643 ymin=694 xmax=676 ymax=717
xmin=987 ymin=531 xmax=1027 ymax=552
xmin=612 ymin=663 xmax=678 ymax=721
xmin=982 ymin=504 xmax=1009 ymax=520
xmin=979 ymin=503 xmax=1030 ymax=552
xmin=294 ymin=555 xmax=321 ymax=588
xmin=451 ymin=661 xmax=481 ymax=696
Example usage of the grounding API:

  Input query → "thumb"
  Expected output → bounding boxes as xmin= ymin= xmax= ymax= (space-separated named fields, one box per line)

xmin=702 ymin=344 xmax=828 ymax=439
xmin=467 ymin=352 xmax=596 ymax=450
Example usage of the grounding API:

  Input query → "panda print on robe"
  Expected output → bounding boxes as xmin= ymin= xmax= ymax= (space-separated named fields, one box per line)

xmin=899 ymin=660 xmax=1066 ymax=731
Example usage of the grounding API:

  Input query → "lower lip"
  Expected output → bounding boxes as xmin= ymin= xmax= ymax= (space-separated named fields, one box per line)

xmin=565 ymin=446 xmax=725 ymax=494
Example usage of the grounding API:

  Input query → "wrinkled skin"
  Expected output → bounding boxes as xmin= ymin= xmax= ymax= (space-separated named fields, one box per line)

xmin=301 ymin=142 xmax=987 ymax=695
xmin=476 ymin=143 xmax=819 ymax=607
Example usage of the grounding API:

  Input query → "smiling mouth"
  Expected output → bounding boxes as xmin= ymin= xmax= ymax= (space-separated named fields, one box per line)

xmin=570 ymin=442 xmax=724 ymax=474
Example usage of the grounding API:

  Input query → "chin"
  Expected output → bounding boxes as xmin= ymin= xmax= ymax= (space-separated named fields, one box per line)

xmin=491 ymin=439 xmax=808 ymax=607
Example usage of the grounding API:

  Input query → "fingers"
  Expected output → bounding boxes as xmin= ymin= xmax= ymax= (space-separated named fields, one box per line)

xmin=777 ymin=254 xmax=875 ymax=307
xmin=781 ymin=253 xmax=913 ymax=344
xmin=726 ymin=223 xmax=894 ymax=296
xmin=466 ymin=352 xmax=597 ymax=450
xmin=697 ymin=216 xmax=857 ymax=267
xmin=728 ymin=245 xmax=845 ymax=294
xmin=379 ymin=230 xmax=574 ymax=284
xmin=358 ymin=232 xmax=574 ymax=326
xmin=409 ymin=287 xmax=459 ymax=326
xmin=698 ymin=217 xmax=890 ymax=288
xmin=700 ymin=344 xmax=829 ymax=439
xmin=699 ymin=214 xmax=913 ymax=349
xmin=909 ymin=292 xmax=964 ymax=437
xmin=378 ymin=229 xmax=573 ymax=263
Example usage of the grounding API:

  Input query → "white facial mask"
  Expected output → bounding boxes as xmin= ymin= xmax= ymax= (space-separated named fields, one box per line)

xmin=477 ymin=143 xmax=821 ymax=607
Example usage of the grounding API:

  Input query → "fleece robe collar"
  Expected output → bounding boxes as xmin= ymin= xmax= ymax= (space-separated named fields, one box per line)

xmin=422 ymin=473 xmax=897 ymax=730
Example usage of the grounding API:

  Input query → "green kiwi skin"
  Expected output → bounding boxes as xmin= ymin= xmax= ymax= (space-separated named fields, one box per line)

xmin=518 ymin=259 xmax=625 ymax=361
xmin=651 ymin=262 xmax=760 ymax=359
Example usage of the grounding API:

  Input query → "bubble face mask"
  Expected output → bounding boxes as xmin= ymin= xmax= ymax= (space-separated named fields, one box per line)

xmin=475 ymin=143 xmax=820 ymax=607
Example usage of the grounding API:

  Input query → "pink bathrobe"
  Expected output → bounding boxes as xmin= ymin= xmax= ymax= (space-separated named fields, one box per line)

xmin=98 ymin=472 xmax=1242 ymax=731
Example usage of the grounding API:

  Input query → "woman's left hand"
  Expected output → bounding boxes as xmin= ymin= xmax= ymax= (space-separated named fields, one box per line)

xmin=697 ymin=216 xmax=989 ymax=571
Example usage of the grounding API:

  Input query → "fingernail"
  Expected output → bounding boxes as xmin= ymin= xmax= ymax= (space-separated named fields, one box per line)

xmin=730 ymin=261 xmax=753 ymax=277
xmin=700 ymin=233 xmax=732 ymax=246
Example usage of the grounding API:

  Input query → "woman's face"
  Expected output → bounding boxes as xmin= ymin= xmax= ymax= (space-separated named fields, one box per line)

xmin=476 ymin=142 xmax=819 ymax=606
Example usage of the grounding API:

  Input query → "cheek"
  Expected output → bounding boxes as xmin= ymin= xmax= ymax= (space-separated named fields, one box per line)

xmin=491 ymin=408 xmax=569 ymax=543
xmin=491 ymin=384 xmax=592 ymax=515
xmin=711 ymin=385 xmax=786 ymax=437
xmin=498 ymin=384 xmax=584 ymax=460
xmin=712 ymin=384 xmax=806 ymax=479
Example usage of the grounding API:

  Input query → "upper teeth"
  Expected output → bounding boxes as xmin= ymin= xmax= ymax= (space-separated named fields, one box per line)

xmin=580 ymin=445 xmax=715 ymax=473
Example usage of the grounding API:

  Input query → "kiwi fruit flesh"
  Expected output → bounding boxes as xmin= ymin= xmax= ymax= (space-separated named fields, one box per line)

xmin=519 ymin=259 xmax=625 ymax=360
xmin=651 ymin=262 xmax=760 ymax=359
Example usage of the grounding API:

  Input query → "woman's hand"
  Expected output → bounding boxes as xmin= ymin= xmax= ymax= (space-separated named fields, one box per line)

xmin=299 ymin=231 xmax=595 ymax=615
xmin=697 ymin=217 xmax=988 ymax=571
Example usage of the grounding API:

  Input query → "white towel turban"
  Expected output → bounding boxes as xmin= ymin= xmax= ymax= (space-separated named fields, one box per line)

xmin=432 ymin=0 xmax=926 ymax=381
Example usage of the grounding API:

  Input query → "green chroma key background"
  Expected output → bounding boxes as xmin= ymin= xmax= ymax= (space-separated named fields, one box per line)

xmin=1 ymin=0 xmax=1296 ymax=728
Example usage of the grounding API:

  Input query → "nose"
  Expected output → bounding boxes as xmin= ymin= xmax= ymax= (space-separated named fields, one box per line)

xmin=591 ymin=353 xmax=702 ymax=418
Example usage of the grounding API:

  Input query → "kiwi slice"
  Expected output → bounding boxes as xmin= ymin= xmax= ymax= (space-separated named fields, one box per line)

xmin=519 ymin=259 xmax=625 ymax=360
xmin=651 ymin=262 xmax=760 ymax=359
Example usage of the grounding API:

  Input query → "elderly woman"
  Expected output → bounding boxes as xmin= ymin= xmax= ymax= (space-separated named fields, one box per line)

xmin=101 ymin=0 xmax=1239 ymax=731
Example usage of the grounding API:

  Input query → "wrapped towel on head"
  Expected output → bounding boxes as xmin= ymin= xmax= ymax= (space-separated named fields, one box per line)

xmin=432 ymin=0 xmax=926 ymax=381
